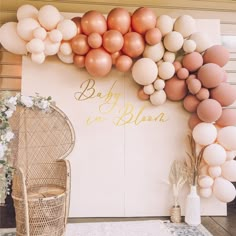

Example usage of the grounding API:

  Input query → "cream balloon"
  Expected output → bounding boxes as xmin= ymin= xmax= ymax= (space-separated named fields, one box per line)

xmin=158 ymin=61 xmax=175 ymax=80
xmin=26 ymin=38 xmax=45 ymax=53
xmin=57 ymin=19 xmax=77 ymax=41
xmin=44 ymin=37 xmax=60 ymax=56
xmin=49 ymin=29 xmax=63 ymax=43
xmin=156 ymin=15 xmax=173 ymax=36
xmin=150 ymin=90 xmax=167 ymax=106
xmin=31 ymin=52 xmax=45 ymax=64
xmin=208 ymin=166 xmax=222 ymax=178
xmin=174 ymin=15 xmax=196 ymax=38
xmin=213 ymin=177 xmax=236 ymax=203
xmin=17 ymin=4 xmax=38 ymax=20
xmin=143 ymin=84 xmax=155 ymax=95
xmin=183 ymin=40 xmax=196 ymax=53
xmin=57 ymin=51 xmax=74 ymax=64
xmin=163 ymin=51 xmax=175 ymax=63
xmin=0 ymin=22 xmax=27 ymax=55
xmin=59 ymin=42 xmax=72 ymax=56
xmin=221 ymin=160 xmax=236 ymax=182
xmin=190 ymin=32 xmax=213 ymax=53
xmin=154 ymin=79 xmax=165 ymax=90
xmin=198 ymin=175 xmax=214 ymax=188
xmin=163 ymin=31 xmax=184 ymax=52
xmin=199 ymin=188 xmax=212 ymax=198
xmin=143 ymin=42 xmax=165 ymax=62
xmin=33 ymin=27 xmax=47 ymax=40
xmin=217 ymin=126 xmax=236 ymax=151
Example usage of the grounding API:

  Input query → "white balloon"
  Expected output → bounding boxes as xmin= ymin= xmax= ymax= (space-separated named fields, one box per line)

xmin=57 ymin=51 xmax=74 ymax=64
xmin=163 ymin=31 xmax=184 ymax=52
xmin=217 ymin=126 xmax=236 ymax=151
xmin=49 ymin=29 xmax=63 ymax=43
xmin=213 ymin=177 xmax=236 ymax=203
xmin=150 ymin=90 xmax=166 ymax=106
xmin=199 ymin=188 xmax=212 ymax=198
xmin=221 ymin=160 xmax=236 ymax=182
xmin=143 ymin=42 xmax=165 ymax=62
xmin=158 ymin=61 xmax=175 ymax=80
xmin=31 ymin=52 xmax=45 ymax=64
xmin=190 ymin=32 xmax=213 ymax=53
xmin=163 ymin=51 xmax=175 ymax=63
xmin=0 ymin=22 xmax=27 ymax=55
xmin=38 ymin=5 xmax=61 ymax=30
xmin=17 ymin=4 xmax=38 ymax=21
xmin=174 ymin=15 xmax=196 ymax=38
xmin=33 ymin=27 xmax=47 ymax=40
xmin=57 ymin=19 xmax=77 ymax=41
xmin=226 ymin=151 xmax=236 ymax=161
xmin=156 ymin=15 xmax=173 ymax=36
xmin=208 ymin=166 xmax=222 ymax=178
xmin=192 ymin=122 xmax=217 ymax=146
xmin=59 ymin=42 xmax=72 ymax=56
xmin=26 ymin=38 xmax=45 ymax=53
xmin=44 ymin=37 xmax=60 ymax=56
xmin=183 ymin=39 xmax=196 ymax=53
xmin=198 ymin=175 xmax=214 ymax=188
xmin=17 ymin=17 xmax=40 ymax=41
xmin=154 ymin=79 xmax=165 ymax=90
xmin=203 ymin=143 xmax=226 ymax=166
xmin=132 ymin=58 xmax=158 ymax=86
xmin=143 ymin=84 xmax=155 ymax=95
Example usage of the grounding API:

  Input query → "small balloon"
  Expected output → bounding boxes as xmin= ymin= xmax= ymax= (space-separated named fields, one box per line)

xmin=103 ymin=30 xmax=124 ymax=53
xmin=71 ymin=34 xmax=90 ymax=55
xmin=87 ymin=32 xmax=102 ymax=49
xmin=145 ymin=28 xmax=162 ymax=45
xmin=74 ymin=54 xmax=85 ymax=68
xmin=115 ymin=55 xmax=133 ymax=72
xmin=137 ymin=87 xmax=150 ymax=100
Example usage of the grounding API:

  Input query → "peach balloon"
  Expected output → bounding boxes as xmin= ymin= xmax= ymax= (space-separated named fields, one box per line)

xmin=71 ymin=34 xmax=90 ymax=55
xmin=210 ymin=82 xmax=236 ymax=107
xmin=137 ymin=87 xmax=150 ymax=100
xmin=122 ymin=32 xmax=145 ymax=58
xmin=221 ymin=160 xmax=236 ymax=182
xmin=103 ymin=30 xmax=124 ymax=53
xmin=107 ymin=8 xmax=131 ymax=35
xmin=182 ymin=52 xmax=203 ymax=72
xmin=197 ymin=63 xmax=224 ymax=88
xmin=81 ymin=10 xmax=107 ymax=35
xmin=111 ymin=51 xmax=122 ymax=64
xmin=85 ymin=48 xmax=112 ymax=77
xmin=115 ymin=55 xmax=133 ymax=72
xmin=71 ymin=16 xmax=83 ymax=34
xmin=216 ymin=109 xmax=236 ymax=127
xmin=88 ymin=32 xmax=102 ymax=48
xmin=164 ymin=76 xmax=188 ymax=101
xmin=196 ymin=88 xmax=210 ymax=101
xmin=131 ymin=7 xmax=157 ymax=35
xmin=183 ymin=95 xmax=200 ymax=113
xmin=145 ymin=28 xmax=162 ymax=45
xmin=187 ymin=78 xmax=201 ymax=95
xmin=177 ymin=68 xmax=189 ymax=79
xmin=217 ymin=126 xmax=236 ymax=151
xmin=73 ymin=54 xmax=85 ymax=68
xmin=199 ymin=188 xmax=212 ymax=198
xmin=197 ymin=99 xmax=222 ymax=123
xmin=188 ymin=113 xmax=202 ymax=130
xmin=203 ymin=45 xmax=230 ymax=67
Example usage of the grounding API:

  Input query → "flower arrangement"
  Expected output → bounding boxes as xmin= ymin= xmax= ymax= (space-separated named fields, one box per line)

xmin=0 ymin=92 xmax=53 ymax=204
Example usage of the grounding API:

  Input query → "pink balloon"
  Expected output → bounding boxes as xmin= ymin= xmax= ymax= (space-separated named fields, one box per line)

xmin=177 ymin=67 xmax=189 ymax=80
xmin=210 ymin=82 xmax=236 ymax=107
xmin=81 ymin=10 xmax=107 ymax=35
xmin=196 ymin=88 xmax=210 ymax=101
xmin=103 ymin=30 xmax=124 ymax=53
xmin=87 ymin=32 xmax=102 ymax=48
xmin=131 ymin=7 xmax=157 ymax=35
xmin=197 ymin=99 xmax=222 ymax=123
xmin=85 ymin=48 xmax=112 ymax=77
xmin=107 ymin=8 xmax=131 ymax=35
xmin=188 ymin=113 xmax=202 ymax=130
xmin=71 ymin=34 xmax=90 ymax=55
xmin=216 ymin=109 xmax=236 ymax=127
xmin=122 ymin=32 xmax=145 ymax=58
xmin=187 ymin=78 xmax=202 ymax=95
xmin=183 ymin=95 xmax=200 ymax=113
xmin=182 ymin=52 xmax=203 ymax=72
xmin=115 ymin=55 xmax=133 ymax=72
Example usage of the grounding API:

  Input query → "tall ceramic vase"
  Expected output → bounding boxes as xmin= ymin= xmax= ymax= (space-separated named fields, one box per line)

xmin=185 ymin=185 xmax=201 ymax=226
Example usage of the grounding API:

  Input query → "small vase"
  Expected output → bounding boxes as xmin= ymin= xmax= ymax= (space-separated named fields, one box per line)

xmin=170 ymin=205 xmax=182 ymax=223
xmin=185 ymin=185 xmax=201 ymax=226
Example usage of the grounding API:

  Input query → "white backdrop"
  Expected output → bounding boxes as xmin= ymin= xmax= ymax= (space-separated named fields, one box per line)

xmin=22 ymin=19 xmax=226 ymax=217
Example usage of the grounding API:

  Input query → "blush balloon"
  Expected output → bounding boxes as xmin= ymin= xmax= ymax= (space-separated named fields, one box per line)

xmin=145 ymin=28 xmax=162 ymax=45
xmin=137 ymin=87 xmax=150 ymax=100
xmin=188 ymin=113 xmax=202 ymax=130
xmin=173 ymin=61 xmax=182 ymax=72
xmin=81 ymin=10 xmax=107 ymax=35
xmin=176 ymin=67 xmax=189 ymax=79
xmin=122 ymin=32 xmax=145 ymax=58
xmin=71 ymin=34 xmax=90 ymax=55
xmin=183 ymin=95 xmax=200 ymax=113
xmin=196 ymin=88 xmax=210 ymax=101
xmin=115 ymin=55 xmax=133 ymax=72
xmin=88 ymin=32 xmax=102 ymax=48
xmin=187 ymin=78 xmax=202 ymax=95
xmin=131 ymin=7 xmax=157 ymax=35
xmin=182 ymin=52 xmax=203 ymax=72
xmin=216 ymin=109 xmax=236 ymax=127
xmin=107 ymin=8 xmax=131 ymax=35
xmin=74 ymin=54 xmax=85 ymax=68
xmin=197 ymin=99 xmax=222 ymax=123
xmin=103 ymin=30 xmax=124 ymax=53
xmin=85 ymin=48 xmax=112 ymax=77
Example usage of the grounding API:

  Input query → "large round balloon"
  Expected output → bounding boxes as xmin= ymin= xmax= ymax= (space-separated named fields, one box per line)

xmin=17 ymin=4 xmax=39 ymax=20
xmin=85 ymin=48 xmax=112 ymax=77
xmin=216 ymin=109 xmax=236 ymax=127
xmin=107 ymin=8 xmax=131 ymax=35
xmin=217 ymin=126 xmax=236 ymax=150
xmin=182 ymin=52 xmax=203 ymax=72
xmin=143 ymin=42 xmax=165 ymax=62
xmin=115 ymin=55 xmax=133 ymax=72
xmin=131 ymin=7 xmax=156 ymax=35
xmin=103 ymin=30 xmax=124 ymax=53
xmin=132 ymin=58 xmax=158 ymax=85
xmin=197 ymin=99 xmax=222 ymax=123
xmin=221 ymin=160 xmax=236 ymax=182
xmin=122 ymin=32 xmax=145 ymax=58
xmin=192 ymin=122 xmax=217 ymax=146
xmin=0 ymin=22 xmax=27 ymax=55
xmin=183 ymin=95 xmax=200 ymax=113
xmin=56 ymin=19 xmax=77 ymax=41
xmin=81 ymin=10 xmax=107 ymax=35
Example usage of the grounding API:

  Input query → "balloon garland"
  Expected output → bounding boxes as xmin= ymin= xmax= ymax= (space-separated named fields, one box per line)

xmin=0 ymin=4 xmax=236 ymax=203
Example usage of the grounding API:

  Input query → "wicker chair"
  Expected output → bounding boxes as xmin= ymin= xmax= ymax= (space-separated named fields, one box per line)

xmin=10 ymin=105 xmax=75 ymax=236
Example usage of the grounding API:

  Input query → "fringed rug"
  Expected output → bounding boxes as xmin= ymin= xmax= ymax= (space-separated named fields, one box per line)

xmin=0 ymin=221 xmax=213 ymax=236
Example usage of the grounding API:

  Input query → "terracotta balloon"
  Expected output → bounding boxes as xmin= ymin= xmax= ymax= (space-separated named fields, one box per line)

xmin=107 ymin=8 xmax=131 ymax=35
xmin=71 ymin=16 xmax=83 ymax=34
xmin=196 ymin=88 xmax=210 ymax=101
xmin=85 ymin=48 xmax=112 ymax=77
xmin=173 ymin=61 xmax=182 ymax=72
xmin=203 ymin=45 xmax=230 ymax=67
xmin=122 ymin=32 xmax=145 ymax=58
xmin=81 ymin=10 xmax=107 ymax=35
xmin=145 ymin=28 xmax=162 ymax=45
xmin=183 ymin=95 xmax=200 ymax=113
xmin=71 ymin=34 xmax=90 ymax=55
xmin=188 ymin=113 xmax=202 ymax=130
xmin=164 ymin=76 xmax=188 ymax=101
xmin=197 ymin=99 xmax=222 ymax=123
xmin=103 ymin=30 xmax=124 ymax=53
xmin=88 ymin=32 xmax=102 ymax=49
xmin=115 ymin=55 xmax=133 ymax=72
xmin=187 ymin=78 xmax=202 ymax=95
xmin=73 ymin=54 xmax=85 ymax=68
xmin=210 ymin=82 xmax=236 ymax=107
xmin=182 ymin=52 xmax=203 ymax=72
xmin=216 ymin=109 xmax=236 ymax=127
xmin=131 ymin=7 xmax=157 ymax=35
xmin=197 ymin=63 xmax=224 ymax=88
xmin=177 ymin=68 xmax=189 ymax=80
xmin=137 ymin=87 xmax=150 ymax=100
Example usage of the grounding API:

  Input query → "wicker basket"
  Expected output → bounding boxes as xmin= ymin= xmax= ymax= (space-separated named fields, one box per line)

xmin=10 ymin=105 xmax=75 ymax=236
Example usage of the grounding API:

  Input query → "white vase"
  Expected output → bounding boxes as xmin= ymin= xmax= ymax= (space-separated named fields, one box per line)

xmin=185 ymin=185 xmax=201 ymax=226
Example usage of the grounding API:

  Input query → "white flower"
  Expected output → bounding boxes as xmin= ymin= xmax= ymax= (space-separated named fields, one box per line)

xmin=0 ymin=144 xmax=5 ymax=159
xmin=5 ymin=109 xmax=14 ymax=118
xmin=37 ymin=100 xmax=50 ymax=110
xmin=5 ymin=96 xmax=17 ymax=110
xmin=21 ymin=95 xmax=33 ymax=108
xmin=2 ymin=131 xmax=14 ymax=142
